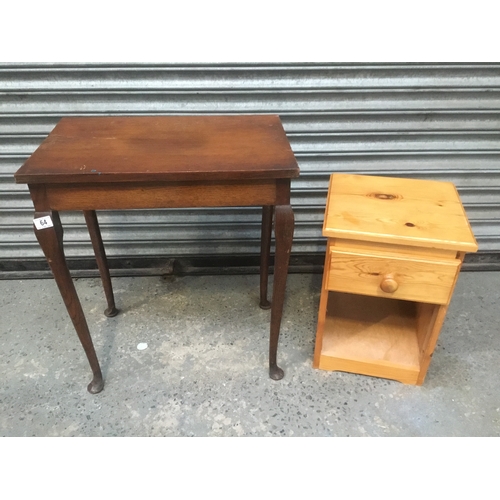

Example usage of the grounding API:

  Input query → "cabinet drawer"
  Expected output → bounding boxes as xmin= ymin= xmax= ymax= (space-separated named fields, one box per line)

xmin=327 ymin=249 xmax=460 ymax=304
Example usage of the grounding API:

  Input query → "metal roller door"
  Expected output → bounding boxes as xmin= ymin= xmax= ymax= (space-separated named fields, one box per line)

xmin=1 ymin=63 xmax=499 ymax=273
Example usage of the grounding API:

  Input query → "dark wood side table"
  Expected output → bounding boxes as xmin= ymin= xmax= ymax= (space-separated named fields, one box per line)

xmin=14 ymin=115 xmax=300 ymax=393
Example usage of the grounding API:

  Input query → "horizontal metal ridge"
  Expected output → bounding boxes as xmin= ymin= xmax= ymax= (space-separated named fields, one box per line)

xmin=286 ymin=130 xmax=500 ymax=137
xmin=2 ymin=97 xmax=499 ymax=115
xmin=3 ymin=110 xmax=500 ymax=116
xmin=4 ymin=88 xmax=500 ymax=95
xmin=1 ymin=64 xmax=500 ymax=90
xmin=2 ymin=112 xmax=500 ymax=135
xmin=2 ymin=62 xmax=500 ymax=68
xmin=293 ymin=150 xmax=500 ymax=157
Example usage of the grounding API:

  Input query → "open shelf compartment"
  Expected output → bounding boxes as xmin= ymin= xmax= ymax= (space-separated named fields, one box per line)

xmin=317 ymin=291 xmax=436 ymax=384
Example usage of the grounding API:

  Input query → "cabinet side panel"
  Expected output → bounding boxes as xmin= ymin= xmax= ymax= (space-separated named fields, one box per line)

xmin=313 ymin=240 xmax=333 ymax=368
xmin=416 ymin=252 xmax=466 ymax=385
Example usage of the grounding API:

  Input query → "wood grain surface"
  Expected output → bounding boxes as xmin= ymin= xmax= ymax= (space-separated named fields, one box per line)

xmin=323 ymin=173 xmax=478 ymax=252
xmin=327 ymin=248 xmax=460 ymax=305
xmin=15 ymin=115 xmax=300 ymax=184
xmin=318 ymin=292 xmax=421 ymax=384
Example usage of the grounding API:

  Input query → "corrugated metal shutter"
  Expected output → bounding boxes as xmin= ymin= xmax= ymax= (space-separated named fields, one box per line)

xmin=1 ymin=63 xmax=499 ymax=264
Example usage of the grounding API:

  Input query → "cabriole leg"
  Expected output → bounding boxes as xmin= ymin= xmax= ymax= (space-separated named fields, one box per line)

xmin=269 ymin=204 xmax=294 ymax=380
xmin=84 ymin=210 xmax=118 ymax=317
xmin=34 ymin=210 xmax=104 ymax=394
xmin=259 ymin=205 xmax=273 ymax=309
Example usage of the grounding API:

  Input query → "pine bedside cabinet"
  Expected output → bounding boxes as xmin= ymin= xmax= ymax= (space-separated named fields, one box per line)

xmin=313 ymin=173 xmax=478 ymax=385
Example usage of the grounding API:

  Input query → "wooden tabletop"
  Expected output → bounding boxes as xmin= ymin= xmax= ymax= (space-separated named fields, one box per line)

xmin=323 ymin=173 xmax=478 ymax=252
xmin=15 ymin=115 xmax=300 ymax=184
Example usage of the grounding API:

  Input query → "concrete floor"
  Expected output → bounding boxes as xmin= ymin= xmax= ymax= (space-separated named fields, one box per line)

xmin=1 ymin=270 xmax=499 ymax=437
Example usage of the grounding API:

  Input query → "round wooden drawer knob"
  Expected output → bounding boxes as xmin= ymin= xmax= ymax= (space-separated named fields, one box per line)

xmin=380 ymin=274 xmax=398 ymax=293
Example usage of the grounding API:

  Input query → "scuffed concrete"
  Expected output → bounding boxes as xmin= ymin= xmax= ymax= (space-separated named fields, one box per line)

xmin=1 ymin=271 xmax=499 ymax=436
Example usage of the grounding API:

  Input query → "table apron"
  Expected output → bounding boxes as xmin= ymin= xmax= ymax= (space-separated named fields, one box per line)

xmin=43 ymin=180 xmax=280 ymax=210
